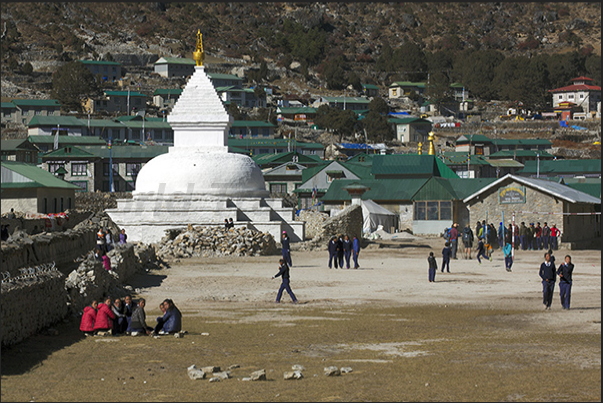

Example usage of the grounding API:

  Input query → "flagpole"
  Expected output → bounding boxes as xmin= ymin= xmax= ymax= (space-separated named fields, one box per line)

xmin=109 ymin=135 xmax=113 ymax=193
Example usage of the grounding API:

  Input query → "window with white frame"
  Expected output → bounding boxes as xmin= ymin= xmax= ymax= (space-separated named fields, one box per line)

xmin=71 ymin=162 xmax=87 ymax=176
xmin=48 ymin=163 xmax=65 ymax=173
xmin=126 ymin=163 xmax=141 ymax=176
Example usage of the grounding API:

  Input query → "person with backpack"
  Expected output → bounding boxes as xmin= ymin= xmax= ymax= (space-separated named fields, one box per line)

xmin=462 ymin=223 xmax=474 ymax=259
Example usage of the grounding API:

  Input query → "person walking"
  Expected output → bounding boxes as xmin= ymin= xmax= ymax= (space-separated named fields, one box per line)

xmin=475 ymin=238 xmax=490 ymax=265
xmin=557 ymin=255 xmax=574 ymax=310
xmin=342 ymin=235 xmax=352 ymax=269
xmin=328 ymin=236 xmax=339 ymax=269
xmin=441 ymin=242 xmax=451 ymax=273
xmin=449 ymin=223 xmax=459 ymax=259
xmin=281 ymin=231 xmax=292 ymax=267
xmin=462 ymin=223 xmax=474 ymax=259
xmin=352 ymin=235 xmax=360 ymax=269
xmin=503 ymin=241 xmax=513 ymax=272
xmin=539 ymin=252 xmax=556 ymax=310
xmin=428 ymin=251 xmax=438 ymax=282
xmin=272 ymin=258 xmax=298 ymax=303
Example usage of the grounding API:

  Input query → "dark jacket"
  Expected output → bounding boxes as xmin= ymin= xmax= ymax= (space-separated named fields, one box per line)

xmin=442 ymin=246 xmax=452 ymax=261
xmin=274 ymin=262 xmax=290 ymax=280
xmin=123 ymin=302 xmax=136 ymax=317
xmin=342 ymin=239 xmax=352 ymax=253
xmin=539 ymin=261 xmax=556 ymax=282
xmin=462 ymin=227 xmax=474 ymax=243
xmin=428 ymin=256 xmax=438 ymax=270
xmin=162 ymin=306 xmax=182 ymax=333
xmin=328 ymin=239 xmax=338 ymax=254
xmin=281 ymin=235 xmax=290 ymax=250
xmin=557 ymin=262 xmax=574 ymax=284
xmin=130 ymin=306 xmax=148 ymax=331
xmin=336 ymin=238 xmax=344 ymax=256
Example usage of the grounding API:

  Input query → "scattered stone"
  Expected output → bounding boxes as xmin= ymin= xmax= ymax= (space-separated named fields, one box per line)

xmin=291 ymin=364 xmax=305 ymax=371
xmin=241 ymin=377 xmax=252 ymax=381
xmin=174 ymin=333 xmax=182 ymax=338
xmin=341 ymin=367 xmax=353 ymax=373
xmin=209 ymin=377 xmax=220 ymax=383
xmin=187 ymin=365 xmax=206 ymax=380
xmin=201 ymin=366 xmax=221 ymax=374
xmin=250 ymin=369 xmax=266 ymax=381
xmin=201 ymin=332 xmax=210 ymax=336
xmin=228 ymin=364 xmax=240 ymax=370
xmin=213 ymin=371 xmax=231 ymax=380
xmin=284 ymin=371 xmax=304 ymax=380
xmin=324 ymin=366 xmax=340 ymax=376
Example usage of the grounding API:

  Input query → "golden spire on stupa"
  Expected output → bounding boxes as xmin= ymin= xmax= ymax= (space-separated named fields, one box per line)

xmin=417 ymin=142 xmax=423 ymax=155
xmin=427 ymin=132 xmax=436 ymax=155
xmin=193 ymin=29 xmax=205 ymax=66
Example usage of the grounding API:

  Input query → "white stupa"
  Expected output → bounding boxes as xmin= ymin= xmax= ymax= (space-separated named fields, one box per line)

xmin=107 ymin=32 xmax=304 ymax=243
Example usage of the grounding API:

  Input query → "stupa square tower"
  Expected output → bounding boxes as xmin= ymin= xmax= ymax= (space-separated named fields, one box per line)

xmin=107 ymin=32 xmax=304 ymax=243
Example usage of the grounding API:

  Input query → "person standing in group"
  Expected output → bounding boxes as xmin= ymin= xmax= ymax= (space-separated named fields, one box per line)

xmin=542 ymin=222 xmax=551 ymax=251
xmin=352 ymin=235 xmax=360 ymax=269
xmin=224 ymin=219 xmax=229 ymax=229
xmin=557 ymin=255 xmax=574 ymax=310
xmin=475 ymin=237 xmax=489 ymax=265
xmin=119 ymin=229 xmax=127 ymax=246
xmin=105 ymin=229 xmax=114 ymax=252
xmin=97 ymin=228 xmax=106 ymax=253
xmin=102 ymin=252 xmax=112 ymax=272
xmin=272 ymin=258 xmax=298 ymax=303
xmin=539 ymin=252 xmax=556 ymax=310
xmin=488 ymin=223 xmax=497 ymax=250
xmin=534 ymin=222 xmax=543 ymax=250
xmin=503 ymin=241 xmax=513 ymax=272
xmin=336 ymin=234 xmax=345 ymax=269
xmin=475 ymin=221 xmax=482 ymax=242
xmin=462 ymin=223 xmax=474 ymax=259
xmin=441 ymin=242 xmax=451 ymax=273
xmin=550 ymin=224 xmax=560 ymax=250
xmin=519 ymin=222 xmax=528 ymax=250
xmin=449 ymin=223 xmax=459 ymax=259
xmin=228 ymin=218 xmax=235 ymax=229
xmin=342 ymin=235 xmax=352 ymax=269
xmin=79 ymin=300 xmax=98 ymax=336
xmin=281 ymin=231 xmax=292 ymax=267
xmin=527 ymin=223 xmax=535 ymax=250
xmin=513 ymin=222 xmax=520 ymax=250
xmin=498 ymin=222 xmax=505 ymax=248
xmin=505 ymin=224 xmax=513 ymax=246
xmin=328 ymin=236 xmax=339 ymax=269
xmin=428 ymin=251 xmax=438 ymax=282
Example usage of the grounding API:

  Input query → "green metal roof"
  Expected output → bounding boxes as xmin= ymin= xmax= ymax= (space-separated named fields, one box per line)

xmin=1 ymin=139 xmax=36 ymax=151
xmin=412 ymin=177 xmax=498 ymax=201
xmin=10 ymin=99 xmax=61 ymax=107
xmin=231 ymin=120 xmax=276 ymax=128
xmin=227 ymin=138 xmax=324 ymax=149
xmin=153 ymin=88 xmax=183 ymax=96
xmin=388 ymin=117 xmax=432 ymax=125
xmin=104 ymin=91 xmax=146 ymax=97
xmin=494 ymin=139 xmax=553 ymax=146
xmin=42 ymin=146 xmax=97 ymax=159
xmin=27 ymin=115 xmax=83 ymax=127
xmin=371 ymin=154 xmax=459 ymax=178
xmin=120 ymin=121 xmax=172 ymax=129
xmin=362 ymin=83 xmax=380 ymax=90
xmin=1 ymin=102 xmax=16 ymax=108
xmin=488 ymin=150 xmax=554 ymax=158
xmin=389 ymin=81 xmax=426 ymax=88
xmin=252 ymin=151 xmax=323 ymax=166
xmin=42 ymin=145 xmax=170 ymax=160
xmin=455 ymin=134 xmax=493 ymax=144
xmin=154 ymin=57 xmax=196 ymax=65
xmin=486 ymin=159 xmax=525 ymax=168
xmin=439 ymin=154 xmax=490 ymax=166
xmin=518 ymin=159 xmax=601 ymax=175
xmin=321 ymin=96 xmax=370 ymax=104
xmin=1 ymin=160 xmax=81 ymax=190
xmin=86 ymin=119 xmax=126 ymax=129
xmin=321 ymin=178 xmax=430 ymax=202
xmin=206 ymin=72 xmax=243 ymax=80
xmin=79 ymin=59 xmax=121 ymax=66
xmin=564 ymin=182 xmax=601 ymax=199
xmin=342 ymin=161 xmax=374 ymax=180
xmin=28 ymin=135 xmax=107 ymax=145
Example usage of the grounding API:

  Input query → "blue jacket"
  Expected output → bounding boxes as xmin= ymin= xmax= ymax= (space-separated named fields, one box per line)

xmin=281 ymin=236 xmax=290 ymax=251
xmin=274 ymin=262 xmax=290 ymax=280
xmin=342 ymin=239 xmax=352 ymax=253
xmin=162 ymin=306 xmax=182 ymax=333
xmin=539 ymin=261 xmax=556 ymax=282
xmin=442 ymin=246 xmax=452 ymax=260
xmin=352 ymin=238 xmax=360 ymax=254
xmin=503 ymin=243 xmax=512 ymax=258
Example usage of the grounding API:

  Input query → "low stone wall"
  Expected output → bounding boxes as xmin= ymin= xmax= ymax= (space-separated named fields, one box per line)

xmin=0 ymin=211 xmax=93 ymax=236
xmin=156 ymin=225 xmax=278 ymax=259
xmin=296 ymin=210 xmax=330 ymax=240
xmin=1 ymin=268 xmax=69 ymax=347
xmin=296 ymin=204 xmax=363 ymax=250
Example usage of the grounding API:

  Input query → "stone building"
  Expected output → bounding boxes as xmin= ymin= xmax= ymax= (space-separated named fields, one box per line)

xmin=463 ymin=174 xmax=601 ymax=248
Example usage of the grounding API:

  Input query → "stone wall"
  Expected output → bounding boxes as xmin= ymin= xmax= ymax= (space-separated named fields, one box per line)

xmin=1 ymin=268 xmax=68 ymax=347
xmin=1 ymin=211 xmax=94 ymax=236
xmin=297 ymin=204 xmax=363 ymax=250
xmin=296 ymin=210 xmax=330 ymax=240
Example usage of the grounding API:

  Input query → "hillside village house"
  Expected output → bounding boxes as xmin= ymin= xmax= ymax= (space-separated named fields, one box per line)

xmin=276 ymin=106 xmax=317 ymax=125
xmin=216 ymin=86 xmax=265 ymax=108
xmin=252 ymin=151 xmax=323 ymax=170
xmin=1 ymin=160 xmax=80 ymax=215
xmin=1 ymin=99 xmax=61 ymax=125
xmin=152 ymin=88 xmax=183 ymax=110
xmin=83 ymin=90 xmax=147 ymax=114
xmin=41 ymin=144 xmax=170 ymax=192
xmin=227 ymin=138 xmax=325 ymax=158
xmin=454 ymin=134 xmax=552 ymax=156
xmin=313 ymin=96 xmax=370 ymax=112
xmin=207 ymin=72 xmax=244 ymax=88
xmin=261 ymin=161 xmax=307 ymax=196
xmin=549 ymin=76 xmax=601 ymax=120
xmin=153 ymin=57 xmax=196 ymax=78
xmin=1 ymin=139 xmax=39 ymax=163
xmin=28 ymin=135 xmax=107 ymax=153
xmin=388 ymin=117 xmax=432 ymax=143
xmin=79 ymin=60 xmax=123 ymax=81
xmin=228 ymin=121 xmax=276 ymax=138
xmin=517 ymin=159 xmax=601 ymax=179
xmin=463 ymin=174 xmax=601 ymax=249
xmin=361 ymin=83 xmax=380 ymax=98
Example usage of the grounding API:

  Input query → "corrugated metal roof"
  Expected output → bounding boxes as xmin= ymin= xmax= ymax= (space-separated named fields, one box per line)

xmin=79 ymin=59 xmax=121 ymax=66
xmin=252 ymin=151 xmax=322 ymax=166
xmin=455 ymin=134 xmax=492 ymax=144
xmin=153 ymin=88 xmax=183 ymax=96
xmin=564 ymin=182 xmax=601 ymax=199
xmin=154 ymin=57 xmax=196 ymax=65
xmin=1 ymin=160 xmax=81 ymax=190
xmin=518 ymin=159 xmax=601 ymax=175
xmin=104 ymin=91 xmax=146 ymax=97
xmin=388 ymin=117 xmax=431 ymax=125
xmin=489 ymin=150 xmax=554 ymax=158
xmin=28 ymin=135 xmax=107 ymax=145
xmin=11 ymin=99 xmax=61 ymax=107
xmin=486 ymin=159 xmax=524 ymax=168
xmin=1 ymin=139 xmax=35 ymax=151
xmin=321 ymin=178 xmax=429 ymax=202
xmin=206 ymin=72 xmax=243 ymax=80
xmin=73 ymin=145 xmax=170 ymax=159
xmin=1 ymin=102 xmax=17 ymax=108
xmin=28 ymin=116 xmax=83 ymax=127
xmin=372 ymin=154 xmax=459 ymax=178
xmin=389 ymin=81 xmax=426 ymax=88
xmin=276 ymin=107 xmax=317 ymax=114
xmin=463 ymin=174 xmax=601 ymax=204
xmin=231 ymin=120 xmax=276 ymax=128
xmin=440 ymin=154 xmax=491 ymax=166
xmin=42 ymin=146 xmax=96 ymax=159
xmin=494 ymin=139 xmax=553 ymax=146
xmin=362 ymin=84 xmax=380 ymax=90
xmin=227 ymin=138 xmax=324 ymax=149
xmin=320 ymin=96 xmax=370 ymax=103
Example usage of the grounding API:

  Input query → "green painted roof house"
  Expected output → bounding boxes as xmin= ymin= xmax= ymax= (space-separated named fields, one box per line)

xmin=1 ymin=160 xmax=81 ymax=190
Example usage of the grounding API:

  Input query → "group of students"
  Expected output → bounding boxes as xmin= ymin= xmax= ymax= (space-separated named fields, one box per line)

xmin=539 ymin=251 xmax=574 ymax=310
xmin=517 ymin=221 xmax=561 ymax=251
xmin=80 ymin=295 xmax=182 ymax=337
xmin=327 ymin=234 xmax=361 ymax=269
xmin=96 ymin=227 xmax=127 ymax=253
xmin=223 ymin=218 xmax=235 ymax=229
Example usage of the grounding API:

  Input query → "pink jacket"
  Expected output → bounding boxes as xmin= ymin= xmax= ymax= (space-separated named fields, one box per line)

xmin=93 ymin=302 xmax=116 ymax=330
xmin=102 ymin=255 xmax=112 ymax=271
xmin=80 ymin=306 xmax=97 ymax=332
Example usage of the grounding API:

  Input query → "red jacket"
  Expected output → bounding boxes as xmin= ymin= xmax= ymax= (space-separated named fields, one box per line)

xmin=93 ymin=302 xmax=116 ymax=330
xmin=80 ymin=306 xmax=97 ymax=332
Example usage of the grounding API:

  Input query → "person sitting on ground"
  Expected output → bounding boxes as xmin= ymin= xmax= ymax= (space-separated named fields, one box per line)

xmin=93 ymin=296 xmax=116 ymax=335
xmin=123 ymin=295 xmax=136 ymax=334
xmin=79 ymin=300 xmax=98 ymax=336
xmin=93 ymin=248 xmax=103 ymax=261
xmin=111 ymin=298 xmax=127 ymax=334
xmin=158 ymin=299 xmax=182 ymax=334
xmin=153 ymin=301 xmax=168 ymax=334
xmin=130 ymin=298 xmax=153 ymax=336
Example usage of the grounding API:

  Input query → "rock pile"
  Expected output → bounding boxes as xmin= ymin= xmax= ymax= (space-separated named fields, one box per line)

xmin=156 ymin=226 xmax=278 ymax=259
xmin=295 ymin=210 xmax=330 ymax=240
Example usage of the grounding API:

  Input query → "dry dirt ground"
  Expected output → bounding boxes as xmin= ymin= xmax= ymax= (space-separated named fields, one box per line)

xmin=1 ymin=237 xmax=601 ymax=402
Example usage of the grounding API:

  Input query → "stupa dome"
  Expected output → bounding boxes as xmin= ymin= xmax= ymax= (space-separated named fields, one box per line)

xmin=134 ymin=150 xmax=268 ymax=198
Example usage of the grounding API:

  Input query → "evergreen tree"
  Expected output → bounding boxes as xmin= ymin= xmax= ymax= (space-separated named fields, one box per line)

xmin=51 ymin=61 xmax=100 ymax=112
